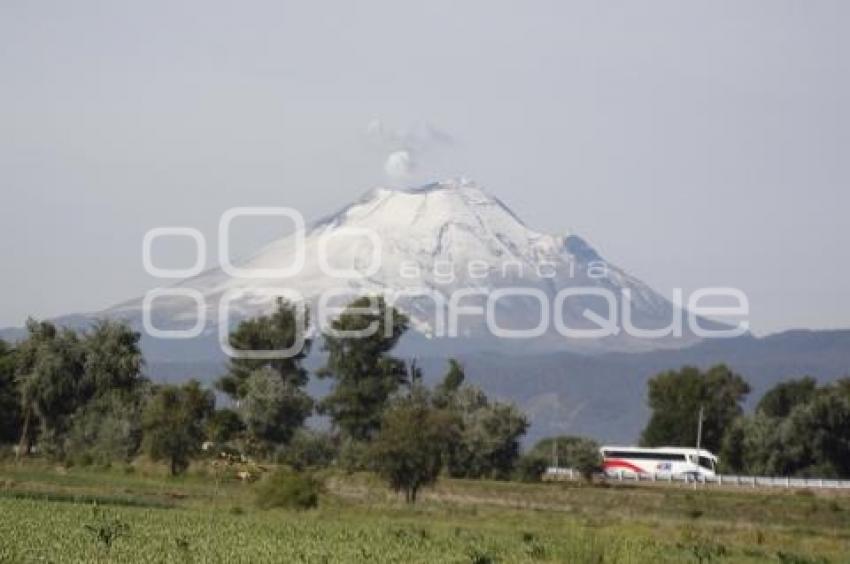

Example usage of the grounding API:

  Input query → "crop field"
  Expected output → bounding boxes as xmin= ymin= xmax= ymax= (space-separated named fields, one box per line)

xmin=1 ymin=462 xmax=849 ymax=563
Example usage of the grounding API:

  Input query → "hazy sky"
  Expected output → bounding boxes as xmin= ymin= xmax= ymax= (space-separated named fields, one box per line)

xmin=1 ymin=0 xmax=848 ymax=335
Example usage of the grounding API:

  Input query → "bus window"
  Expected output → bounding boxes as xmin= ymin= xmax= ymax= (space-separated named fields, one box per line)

xmin=698 ymin=456 xmax=715 ymax=470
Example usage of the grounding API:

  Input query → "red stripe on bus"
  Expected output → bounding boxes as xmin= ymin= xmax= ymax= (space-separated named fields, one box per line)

xmin=602 ymin=459 xmax=645 ymax=473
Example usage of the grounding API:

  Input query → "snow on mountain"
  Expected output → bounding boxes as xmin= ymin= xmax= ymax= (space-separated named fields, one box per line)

xmin=106 ymin=178 xmax=699 ymax=356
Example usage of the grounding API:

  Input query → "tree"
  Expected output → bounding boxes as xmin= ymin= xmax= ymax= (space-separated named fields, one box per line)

xmin=13 ymin=319 xmax=147 ymax=460
xmin=277 ymin=429 xmax=337 ymax=470
xmin=433 ymin=359 xmax=465 ymax=408
xmin=142 ymin=381 xmax=214 ymax=475
xmin=514 ymin=453 xmax=549 ymax=482
xmin=756 ymin=377 xmax=817 ymax=418
xmin=528 ymin=435 xmax=601 ymax=480
xmin=445 ymin=386 xmax=529 ymax=479
xmin=215 ymin=298 xmax=314 ymax=452
xmin=216 ymin=298 xmax=311 ymax=401
xmin=206 ymin=408 xmax=245 ymax=444
xmin=78 ymin=320 xmax=146 ymax=402
xmin=65 ymin=390 xmax=146 ymax=466
xmin=565 ymin=438 xmax=603 ymax=481
xmin=318 ymin=296 xmax=409 ymax=440
xmin=15 ymin=319 xmax=86 ymax=457
xmin=239 ymin=367 xmax=313 ymax=453
xmin=721 ymin=380 xmax=850 ymax=477
xmin=370 ymin=385 xmax=458 ymax=503
xmin=640 ymin=365 xmax=750 ymax=453
xmin=782 ymin=386 xmax=850 ymax=477
xmin=0 ymin=340 xmax=21 ymax=444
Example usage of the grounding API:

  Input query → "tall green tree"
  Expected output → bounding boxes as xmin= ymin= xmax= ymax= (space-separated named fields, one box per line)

xmin=142 ymin=381 xmax=214 ymax=475
xmin=445 ymin=386 xmax=529 ymax=479
xmin=15 ymin=319 xmax=86 ymax=457
xmin=756 ymin=376 xmax=817 ymax=418
xmin=433 ymin=358 xmax=465 ymax=408
xmin=0 ymin=340 xmax=21 ymax=444
xmin=318 ymin=296 xmax=409 ymax=440
xmin=640 ymin=364 xmax=750 ymax=453
xmin=239 ymin=367 xmax=313 ymax=453
xmin=719 ymin=412 xmax=782 ymax=474
xmin=206 ymin=408 xmax=245 ymax=444
xmin=64 ymin=390 xmax=146 ymax=466
xmin=79 ymin=319 xmax=146 ymax=402
xmin=370 ymin=383 xmax=459 ymax=503
xmin=217 ymin=298 xmax=311 ymax=400
xmin=721 ymin=379 xmax=850 ymax=477
xmin=782 ymin=385 xmax=850 ymax=477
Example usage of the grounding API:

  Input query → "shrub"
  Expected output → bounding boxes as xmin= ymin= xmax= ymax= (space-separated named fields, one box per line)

xmin=83 ymin=504 xmax=129 ymax=551
xmin=65 ymin=392 xmax=143 ymax=467
xmin=255 ymin=468 xmax=320 ymax=510
xmin=275 ymin=429 xmax=337 ymax=470
xmin=514 ymin=454 xmax=548 ymax=483
xmin=338 ymin=438 xmax=371 ymax=472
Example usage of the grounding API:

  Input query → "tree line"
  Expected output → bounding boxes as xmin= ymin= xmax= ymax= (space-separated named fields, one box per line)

xmin=638 ymin=365 xmax=850 ymax=477
xmin=0 ymin=297 xmax=529 ymax=502
xmin=1 ymin=299 xmax=849 ymax=503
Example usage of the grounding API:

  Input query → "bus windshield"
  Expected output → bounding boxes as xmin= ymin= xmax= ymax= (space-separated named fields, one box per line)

xmin=698 ymin=456 xmax=715 ymax=470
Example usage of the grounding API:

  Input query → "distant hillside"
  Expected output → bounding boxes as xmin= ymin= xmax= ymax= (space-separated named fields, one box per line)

xmin=135 ymin=329 xmax=850 ymax=447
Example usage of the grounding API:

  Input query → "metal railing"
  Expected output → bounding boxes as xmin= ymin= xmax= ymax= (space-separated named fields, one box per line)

xmin=543 ymin=467 xmax=850 ymax=489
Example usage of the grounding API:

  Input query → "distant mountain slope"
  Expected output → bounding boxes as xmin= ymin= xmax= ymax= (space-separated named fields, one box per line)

xmin=139 ymin=329 xmax=850 ymax=447
xmin=437 ymin=329 xmax=850 ymax=445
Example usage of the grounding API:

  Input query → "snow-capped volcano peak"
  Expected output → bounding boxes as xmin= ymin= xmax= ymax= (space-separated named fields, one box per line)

xmin=109 ymin=178 xmax=696 ymax=354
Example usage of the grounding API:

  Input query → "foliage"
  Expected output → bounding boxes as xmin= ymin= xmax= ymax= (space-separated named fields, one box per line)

xmin=78 ymin=319 xmax=146 ymax=402
xmin=65 ymin=391 xmax=145 ymax=467
xmin=529 ymin=436 xmax=600 ymax=469
xmin=433 ymin=358 xmax=465 ymax=408
xmin=318 ymin=296 xmax=409 ymax=440
xmin=0 ymin=340 xmax=20 ymax=444
xmin=337 ymin=437 xmax=372 ymax=472
xmin=216 ymin=298 xmax=311 ymax=401
xmin=370 ymin=385 xmax=460 ymax=502
xmin=757 ymin=377 xmax=818 ymax=418
xmin=239 ymin=367 xmax=313 ymax=453
xmin=513 ymin=453 xmax=548 ymax=482
xmin=641 ymin=364 xmax=750 ymax=453
xmin=255 ymin=467 xmax=320 ymax=510
xmin=83 ymin=504 xmax=130 ymax=551
xmin=141 ymin=381 xmax=214 ymax=475
xmin=445 ymin=386 xmax=529 ymax=480
xmin=568 ymin=439 xmax=602 ymax=480
xmin=205 ymin=408 xmax=245 ymax=444
xmin=13 ymin=319 xmax=146 ymax=459
xmin=15 ymin=319 xmax=86 ymax=456
xmin=721 ymin=379 xmax=850 ymax=477
xmin=275 ymin=429 xmax=337 ymax=470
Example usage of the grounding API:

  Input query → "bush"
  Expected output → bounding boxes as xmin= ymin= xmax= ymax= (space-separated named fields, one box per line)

xmin=65 ymin=392 xmax=143 ymax=467
xmin=255 ymin=468 xmax=320 ymax=510
xmin=338 ymin=438 xmax=371 ymax=472
xmin=275 ymin=430 xmax=337 ymax=470
xmin=514 ymin=454 xmax=548 ymax=483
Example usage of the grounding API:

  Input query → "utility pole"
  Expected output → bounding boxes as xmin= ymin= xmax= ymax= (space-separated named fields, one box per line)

xmin=552 ymin=439 xmax=558 ymax=469
xmin=696 ymin=406 xmax=704 ymax=452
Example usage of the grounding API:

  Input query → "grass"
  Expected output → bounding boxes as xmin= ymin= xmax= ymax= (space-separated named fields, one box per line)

xmin=1 ymin=461 xmax=849 ymax=563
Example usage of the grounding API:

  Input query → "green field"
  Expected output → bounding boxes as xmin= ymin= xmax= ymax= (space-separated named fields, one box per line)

xmin=1 ymin=462 xmax=849 ymax=563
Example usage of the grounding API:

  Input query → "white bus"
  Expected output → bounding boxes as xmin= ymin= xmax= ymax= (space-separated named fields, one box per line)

xmin=600 ymin=446 xmax=718 ymax=478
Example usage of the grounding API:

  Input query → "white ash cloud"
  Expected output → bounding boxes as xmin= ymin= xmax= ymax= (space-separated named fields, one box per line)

xmin=366 ymin=120 xmax=453 ymax=185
